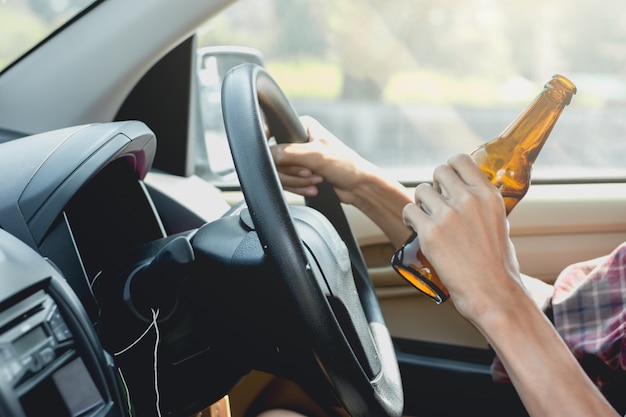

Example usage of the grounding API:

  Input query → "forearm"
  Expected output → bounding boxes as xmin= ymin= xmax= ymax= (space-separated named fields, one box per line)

xmin=399 ymin=154 xmax=617 ymax=416
xmin=475 ymin=290 xmax=619 ymax=417
xmin=347 ymin=164 xmax=413 ymax=248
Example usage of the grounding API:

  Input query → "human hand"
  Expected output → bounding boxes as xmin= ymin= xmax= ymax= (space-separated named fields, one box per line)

xmin=269 ymin=115 xmax=372 ymax=204
xmin=401 ymin=153 xmax=523 ymax=322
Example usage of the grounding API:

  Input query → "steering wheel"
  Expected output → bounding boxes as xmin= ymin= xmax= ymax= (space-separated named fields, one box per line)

xmin=220 ymin=63 xmax=403 ymax=417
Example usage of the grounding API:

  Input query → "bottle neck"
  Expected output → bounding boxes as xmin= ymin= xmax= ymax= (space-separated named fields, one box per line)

xmin=470 ymin=75 xmax=576 ymax=213
xmin=499 ymin=76 xmax=575 ymax=161
xmin=495 ymin=93 xmax=566 ymax=162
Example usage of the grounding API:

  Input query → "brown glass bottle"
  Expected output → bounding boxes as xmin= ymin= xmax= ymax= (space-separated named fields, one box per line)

xmin=391 ymin=74 xmax=577 ymax=304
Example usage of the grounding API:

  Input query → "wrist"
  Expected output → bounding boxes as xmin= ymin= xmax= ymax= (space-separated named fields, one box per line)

xmin=349 ymin=166 xmax=413 ymax=247
xmin=460 ymin=279 xmax=533 ymax=333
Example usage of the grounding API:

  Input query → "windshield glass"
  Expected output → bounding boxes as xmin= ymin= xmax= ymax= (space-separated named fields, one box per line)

xmin=199 ymin=0 xmax=626 ymax=184
xmin=1 ymin=0 xmax=96 ymax=73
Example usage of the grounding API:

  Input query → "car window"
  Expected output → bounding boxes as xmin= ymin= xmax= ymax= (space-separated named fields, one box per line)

xmin=197 ymin=0 xmax=626 ymax=186
xmin=0 ymin=0 xmax=97 ymax=73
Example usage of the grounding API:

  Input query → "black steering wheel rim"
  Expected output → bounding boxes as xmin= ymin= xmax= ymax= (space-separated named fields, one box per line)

xmin=221 ymin=63 xmax=403 ymax=417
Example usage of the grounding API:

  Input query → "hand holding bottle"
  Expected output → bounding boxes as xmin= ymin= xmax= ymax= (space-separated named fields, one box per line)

xmin=392 ymin=74 xmax=577 ymax=303
xmin=401 ymin=153 xmax=523 ymax=318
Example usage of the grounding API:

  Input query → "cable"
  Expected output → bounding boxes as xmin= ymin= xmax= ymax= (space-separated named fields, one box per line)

xmin=151 ymin=308 xmax=161 ymax=417
xmin=113 ymin=308 xmax=162 ymax=417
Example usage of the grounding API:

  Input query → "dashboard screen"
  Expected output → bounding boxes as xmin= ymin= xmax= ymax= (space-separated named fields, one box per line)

xmin=63 ymin=158 xmax=165 ymax=281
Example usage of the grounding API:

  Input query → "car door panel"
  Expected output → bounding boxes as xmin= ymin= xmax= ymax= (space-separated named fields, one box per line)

xmin=349 ymin=182 xmax=626 ymax=349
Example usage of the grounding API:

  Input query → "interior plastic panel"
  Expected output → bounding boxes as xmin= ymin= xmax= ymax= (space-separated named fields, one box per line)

xmin=0 ymin=121 xmax=156 ymax=250
xmin=0 ymin=228 xmax=126 ymax=417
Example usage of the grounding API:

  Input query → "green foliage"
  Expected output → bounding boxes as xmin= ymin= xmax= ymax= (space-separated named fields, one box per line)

xmin=200 ymin=0 xmax=626 ymax=106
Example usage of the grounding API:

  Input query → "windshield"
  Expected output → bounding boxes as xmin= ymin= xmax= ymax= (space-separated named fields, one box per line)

xmin=0 ymin=0 xmax=96 ymax=73
xmin=199 ymin=0 xmax=626 ymax=184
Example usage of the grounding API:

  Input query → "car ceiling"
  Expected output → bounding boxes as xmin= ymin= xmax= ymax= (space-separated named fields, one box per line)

xmin=0 ymin=0 xmax=236 ymax=135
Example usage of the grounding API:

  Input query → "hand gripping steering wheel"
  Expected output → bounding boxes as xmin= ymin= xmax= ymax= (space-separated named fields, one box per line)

xmin=221 ymin=63 xmax=403 ymax=417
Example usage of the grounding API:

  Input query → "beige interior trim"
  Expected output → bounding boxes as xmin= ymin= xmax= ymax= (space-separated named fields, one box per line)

xmin=206 ymin=183 xmax=626 ymax=349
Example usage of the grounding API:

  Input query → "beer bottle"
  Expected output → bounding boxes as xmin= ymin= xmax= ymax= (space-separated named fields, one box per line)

xmin=391 ymin=74 xmax=577 ymax=304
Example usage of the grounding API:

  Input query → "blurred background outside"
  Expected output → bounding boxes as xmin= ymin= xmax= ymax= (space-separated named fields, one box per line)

xmin=4 ymin=0 xmax=626 ymax=184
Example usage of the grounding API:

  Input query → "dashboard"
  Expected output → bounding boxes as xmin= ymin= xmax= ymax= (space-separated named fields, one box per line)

xmin=0 ymin=119 xmax=360 ymax=417
xmin=0 ymin=121 xmax=159 ymax=417
xmin=0 ymin=120 xmax=253 ymax=416
xmin=0 ymin=121 xmax=158 ymax=321
xmin=40 ymin=158 xmax=166 ymax=321
xmin=63 ymin=158 xmax=165 ymax=282
xmin=0 ymin=225 xmax=125 ymax=417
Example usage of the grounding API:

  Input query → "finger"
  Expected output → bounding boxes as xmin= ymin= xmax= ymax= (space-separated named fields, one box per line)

xmin=276 ymin=164 xmax=314 ymax=178
xmin=276 ymin=169 xmax=321 ymax=197
xmin=300 ymin=115 xmax=343 ymax=149
xmin=414 ymin=181 xmax=449 ymax=214
xmin=446 ymin=153 xmax=491 ymax=187
xmin=431 ymin=155 xmax=492 ymax=204
xmin=276 ymin=170 xmax=323 ymax=188
xmin=270 ymin=141 xmax=324 ymax=168
xmin=402 ymin=183 xmax=442 ymax=230
xmin=431 ymin=163 xmax=465 ymax=199
xmin=283 ymin=184 xmax=320 ymax=198
xmin=429 ymin=155 xmax=483 ymax=200
xmin=300 ymin=115 xmax=322 ymax=136
xmin=401 ymin=202 xmax=425 ymax=232
xmin=276 ymin=168 xmax=321 ymax=197
xmin=269 ymin=143 xmax=292 ymax=166
xmin=444 ymin=153 xmax=506 ymax=212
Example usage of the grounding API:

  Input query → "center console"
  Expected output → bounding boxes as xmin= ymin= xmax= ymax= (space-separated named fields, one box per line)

xmin=0 ymin=228 xmax=126 ymax=417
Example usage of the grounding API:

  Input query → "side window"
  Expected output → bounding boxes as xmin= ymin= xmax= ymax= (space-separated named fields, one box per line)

xmin=196 ymin=0 xmax=626 ymax=185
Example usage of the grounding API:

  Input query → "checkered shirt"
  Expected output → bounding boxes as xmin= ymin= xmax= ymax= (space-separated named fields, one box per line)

xmin=492 ymin=241 xmax=626 ymax=400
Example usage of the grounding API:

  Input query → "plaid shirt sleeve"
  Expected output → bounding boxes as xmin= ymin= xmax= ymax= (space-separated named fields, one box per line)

xmin=491 ymin=241 xmax=626 ymax=398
